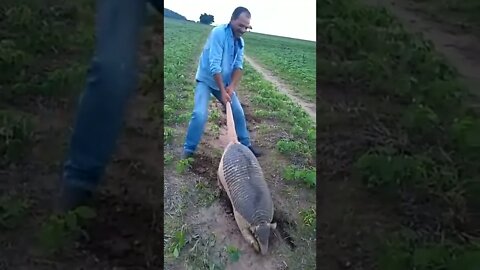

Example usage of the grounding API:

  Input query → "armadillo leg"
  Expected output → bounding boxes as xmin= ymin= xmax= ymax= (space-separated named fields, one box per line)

xmin=217 ymin=165 xmax=224 ymax=191
xmin=240 ymin=226 xmax=256 ymax=248
xmin=234 ymin=209 xmax=256 ymax=248
xmin=217 ymin=173 xmax=223 ymax=191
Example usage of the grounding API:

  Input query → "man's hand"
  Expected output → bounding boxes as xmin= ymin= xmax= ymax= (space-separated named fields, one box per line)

xmin=221 ymin=89 xmax=231 ymax=104
xmin=225 ymin=85 xmax=235 ymax=97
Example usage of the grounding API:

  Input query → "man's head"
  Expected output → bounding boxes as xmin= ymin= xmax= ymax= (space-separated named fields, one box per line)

xmin=230 ymin=6 xmax=252 ymax=38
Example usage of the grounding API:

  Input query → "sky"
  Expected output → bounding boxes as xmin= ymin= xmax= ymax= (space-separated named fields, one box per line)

xmin=163 ymin=0 xmax=316 ymax=42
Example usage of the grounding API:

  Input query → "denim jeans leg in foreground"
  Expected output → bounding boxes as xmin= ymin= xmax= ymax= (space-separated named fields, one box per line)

xmin=61 ymin=0 xmax=146 ymax=201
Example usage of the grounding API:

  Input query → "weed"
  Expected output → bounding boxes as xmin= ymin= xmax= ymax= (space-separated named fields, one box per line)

xmin=176 ymin=157 xmax=193 ymax=174
xmin=164 ymin=126 xmax=175 ymax=144
xmin=226 ymin=245 xmax=241 ymax=262
xmin=195 ymin=182 xmax=218 ymax=206
xmin=164 ymin=152 xmax=174 ymax=165
xmin=0 ymin=195 xmax=30 ymax=229
xmin=37 ymin=206 xmax=96 ymax=254
xmin=378 ymin=229 xmax=480 ymax=270
xmin=253 ymin=109 xmax=277 ymax=119
xmin=209 ymin=124 xmax=220 ymax=137
xmin=184 ymin=232 xmax=222 ymax=269
xmin=209 ymin=109 xmax=220 ymax=123
xmin=450 ymin=116 xmax=480 ymax=159
xmin=283 ymin=165 xmax=316 ymax=188
xmin=170 ymin=226 xmax=187 ymax=258
xmin=0 ymin=110 xmax=33 ymax=166
xmin=354 ymin=149 xmax=425 ymax=189
xmin=299 ymin=208 xmax=316 ymax=227
xmin=276 ymin=139 xmax=311 ymax=160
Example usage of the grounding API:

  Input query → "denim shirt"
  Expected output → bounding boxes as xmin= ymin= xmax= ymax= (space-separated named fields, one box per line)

xmin=195 ymin=23 xmax=244 ymax=91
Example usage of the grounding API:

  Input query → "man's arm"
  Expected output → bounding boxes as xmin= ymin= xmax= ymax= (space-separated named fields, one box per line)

xmin=229 ymin=68 xmax=243 ymax=91
xmin=208 ymin=28 xmax=226 ymax=92
xmin=227 ymin=40 xmax=245 ymax=94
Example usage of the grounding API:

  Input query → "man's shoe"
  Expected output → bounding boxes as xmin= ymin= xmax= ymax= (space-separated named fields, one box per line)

xmin=57 ymin=184 xmax=93 ymax=213
xmin=181 ymin=150 xmax=194 ymax=160
xmin=248 ymin=145 xmax=262 ymax=157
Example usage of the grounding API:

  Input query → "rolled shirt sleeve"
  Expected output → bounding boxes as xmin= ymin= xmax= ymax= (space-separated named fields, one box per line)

xmin=233 ymin=38 xmax=244 ymax=70
xmin=208 ymin=27 xmax=224 ymax=75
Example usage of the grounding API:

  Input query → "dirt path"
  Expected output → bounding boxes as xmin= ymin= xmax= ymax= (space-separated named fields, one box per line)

xmin=244 ymin=55 xmax=316 ymax=120
xmin=365 ymin=0 xmax=480 ymax=97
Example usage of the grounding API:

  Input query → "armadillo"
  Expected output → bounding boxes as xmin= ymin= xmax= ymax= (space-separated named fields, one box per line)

xmin=217 ymin=100 xmax=276 ymax=255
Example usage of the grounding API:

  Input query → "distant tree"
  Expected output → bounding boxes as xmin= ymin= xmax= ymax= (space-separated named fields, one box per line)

xmin=199 ymin=13 xmax=214 ymax=25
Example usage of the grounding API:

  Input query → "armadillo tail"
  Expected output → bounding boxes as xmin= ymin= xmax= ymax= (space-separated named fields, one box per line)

xmin=226 ymin=101 xmax=239 ymax=144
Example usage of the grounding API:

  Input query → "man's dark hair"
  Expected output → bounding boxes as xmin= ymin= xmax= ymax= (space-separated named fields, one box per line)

xmin=231 ymin=6 xmax=251 ymax=20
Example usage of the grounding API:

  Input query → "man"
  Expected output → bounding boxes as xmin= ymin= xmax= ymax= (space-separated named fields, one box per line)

xmin=182 ymin=6 xmax=261 ymax=159
xmin=57 ymin=0 xmax=162 ymax=212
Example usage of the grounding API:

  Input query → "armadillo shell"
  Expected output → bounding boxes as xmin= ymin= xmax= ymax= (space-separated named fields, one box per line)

xmin=220 ymin=143 xmax=274 ymax=225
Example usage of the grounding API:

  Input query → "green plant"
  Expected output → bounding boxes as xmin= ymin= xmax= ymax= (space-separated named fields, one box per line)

xmin=0 ymin=195 xmax=30 ymax=229
xmin=0 ymin=110 xmax=33 ymax=165
xmin=171 ymin=227 xmax=187 ymax=258
xmin=283 ymin=165 xmax=316 ymax=188
xmin=176 ymin=157 xmax=193 ymax=174
xmin=299 ymin=208 xmax=316 ymax=227
xmin=354 ymin=150 xmax=426 ymax=189
xmin=276 ymin=139 xmax=311 ymax=160
xmin=164 ymin=126 xmax=175 ymax=144
xmin=226 ymin=245 xmax=241 ymax=262
xmin=37 ymin=206 xmax=96 ymax=254
xmin=164 ymin=152 xmax=174 ymax=165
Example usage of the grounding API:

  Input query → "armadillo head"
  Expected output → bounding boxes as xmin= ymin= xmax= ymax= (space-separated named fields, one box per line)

xmin=251 ymin=222 xmax=277 ymax=255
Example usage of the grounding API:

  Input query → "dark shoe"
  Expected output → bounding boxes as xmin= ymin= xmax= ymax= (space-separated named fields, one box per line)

xmin=181 ymin=150 xmax=194 ymax=160
xmin=248 ymin=145 xmax=262 ymax=157
xmin=57 ymin=184 xmax=93 ymax=213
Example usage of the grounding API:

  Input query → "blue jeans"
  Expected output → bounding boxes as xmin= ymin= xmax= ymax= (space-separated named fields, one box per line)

xmin=62 ymin=0 xmax=158 ymax=191
xmin=183 ymin=81 xmax=251 ymax=154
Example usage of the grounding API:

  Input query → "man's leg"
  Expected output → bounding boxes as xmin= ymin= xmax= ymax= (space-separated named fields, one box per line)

xmin=60 ymin=0 xmax=147 ymax=211
xmin=183 ymin=81 xmax=213 ymax=157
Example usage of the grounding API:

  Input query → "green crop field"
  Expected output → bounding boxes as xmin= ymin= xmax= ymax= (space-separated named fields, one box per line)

xmin=1 ymin=1 xmax=167 ymax=268
xmin=243 ymin=32 xmax=316 ymax=103
xmin=163 ymin=17 xmax=316 ymax=269
xmin=317 ymin=0 xmax=480 ymax=269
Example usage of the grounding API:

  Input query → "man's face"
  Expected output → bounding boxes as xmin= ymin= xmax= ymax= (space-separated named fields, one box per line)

xmin=231 ymin=12 xmax=251 ymax=38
